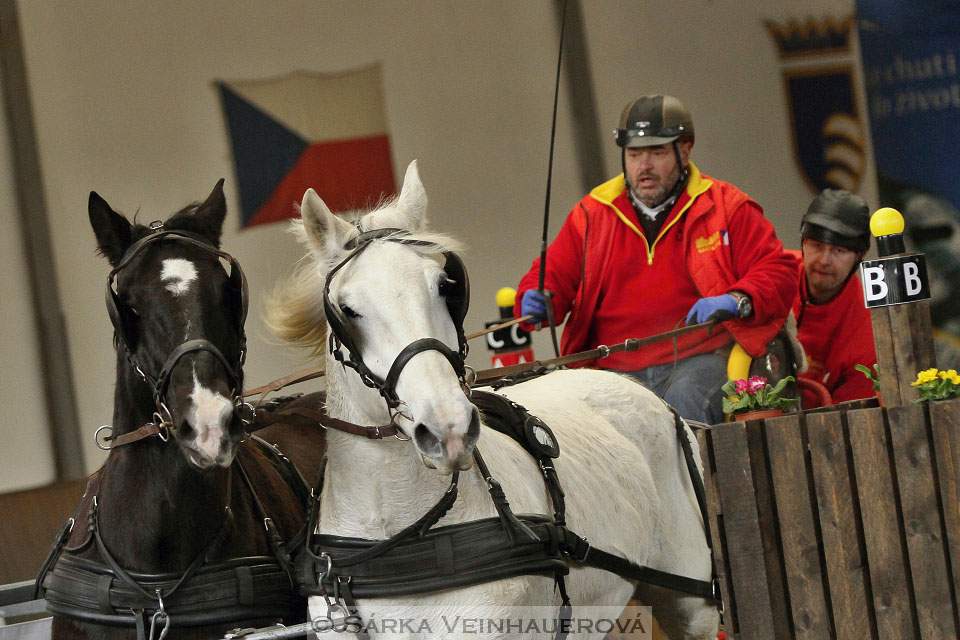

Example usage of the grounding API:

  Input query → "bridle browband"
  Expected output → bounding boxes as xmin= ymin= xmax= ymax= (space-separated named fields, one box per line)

xmin=323 ymin=228 xmax=471 ymax=418
xmin=104 ymin=222 xmax=250 ymax=441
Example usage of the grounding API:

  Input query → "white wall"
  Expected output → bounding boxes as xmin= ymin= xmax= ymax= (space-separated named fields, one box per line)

xmin=1 ymin=0 xmax=868 ymax=485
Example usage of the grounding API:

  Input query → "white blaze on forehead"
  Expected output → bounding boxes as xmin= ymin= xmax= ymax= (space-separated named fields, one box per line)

xmin=188 ymin=370 xmax=232 ymax=461
xmin=161 ymin=258 xmax=198 ymax=296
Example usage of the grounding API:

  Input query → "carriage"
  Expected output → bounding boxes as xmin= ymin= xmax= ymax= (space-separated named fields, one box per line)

xmin=3 ymin=161 xmax=956 ymax=640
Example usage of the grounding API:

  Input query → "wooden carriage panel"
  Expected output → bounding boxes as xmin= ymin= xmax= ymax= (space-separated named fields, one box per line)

xmin=697 ymin=428 xmax=736 ymax=632
xmin=928 ymin=399 xmax=960 ymax=632
xmin=744 ymin=419 xmax=792 ymax=639
xmin=765 ymin=414 xmax=831 ymax=639
xmin=806 ymin=411 xmax=874 ymax=639
xmin=710 ymin=423 xmax=777 ymax=639
xmin=847 ymin=407 xmax=916 ymax=639
xmin=887 ymin=405 xmax=958 ymax=639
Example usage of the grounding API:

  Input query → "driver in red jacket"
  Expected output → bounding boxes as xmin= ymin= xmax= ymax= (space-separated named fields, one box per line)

xmin=792 ymin=189 xmax=878 ymax=405
xmin=515 ymin=95 xmax=797 ymax=424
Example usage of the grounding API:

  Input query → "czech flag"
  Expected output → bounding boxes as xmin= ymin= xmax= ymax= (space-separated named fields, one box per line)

xmin=216 ymin=64 xmax=396 ymax=228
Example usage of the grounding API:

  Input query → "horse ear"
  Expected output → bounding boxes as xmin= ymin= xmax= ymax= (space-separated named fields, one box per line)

xmin=88 ymin=191 xmax=133 ymax=267
xmin=362 ymin=160 xmax=428 ymax=232
xmin=300 ymin=188 xmax=354 ymax=256
xmin=170 ymin=179 xmax=227 ymax=247
xmin=396 ymin=160 xmax=428 ymax=229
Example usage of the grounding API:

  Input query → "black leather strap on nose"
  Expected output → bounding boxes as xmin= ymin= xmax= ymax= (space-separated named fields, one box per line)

xmin=154 ymin=339 xmax=241 ymax=405
xmin=381 ymin=338 xmax=466 ymax=407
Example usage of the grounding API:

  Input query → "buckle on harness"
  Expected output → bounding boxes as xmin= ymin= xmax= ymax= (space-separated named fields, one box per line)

xmin=572 ymin=536 xmax=591 ymax=563
xmin=149 ymin=589 xmax=170 ymax=640
xmin=315 ymin=552 xmax=333 ymax=585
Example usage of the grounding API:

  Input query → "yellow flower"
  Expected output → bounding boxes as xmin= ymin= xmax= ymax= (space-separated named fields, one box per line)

xmin=913 ymin=368 xmax=939 ymax=386
xmin=943 ymin=370 xmax=960 ymax=385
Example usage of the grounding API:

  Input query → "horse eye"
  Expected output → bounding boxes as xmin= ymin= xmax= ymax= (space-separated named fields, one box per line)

xmin=340 ymin=304 xmax=361 ymax=319
xmin=439 ymin=277 xmax=456 ymax=297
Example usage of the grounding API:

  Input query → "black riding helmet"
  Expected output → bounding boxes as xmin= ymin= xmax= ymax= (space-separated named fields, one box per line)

xmin=800 ymin=189 xmax=871 ymax=252
xmin=614 ymin=94 xmax=695 ymax=147
xmin=614 ymin=95 xmax=694 ymax=203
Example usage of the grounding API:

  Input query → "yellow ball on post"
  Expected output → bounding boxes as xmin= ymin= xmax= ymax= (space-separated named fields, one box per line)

xmin=870 ymin=207 xmax=905 ymax=237
xmin=870 ymin=207 xmax=906 ymax=256
xmin=496 ymin=287 xmax=517 ymax=308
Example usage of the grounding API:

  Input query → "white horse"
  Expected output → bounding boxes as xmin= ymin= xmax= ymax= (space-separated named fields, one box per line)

xmin=267 ymin=161 xmax=718 ymax=639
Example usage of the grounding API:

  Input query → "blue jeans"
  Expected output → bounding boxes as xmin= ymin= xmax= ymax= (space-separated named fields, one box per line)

xmin=623 ymin=345 xmax=732 ymax=425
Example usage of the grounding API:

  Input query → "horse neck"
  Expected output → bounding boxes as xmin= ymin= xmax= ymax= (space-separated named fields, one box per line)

xmin=321 ymin=356 xmax=455 ymax=537
xmin=113 ymin=357 xmax=156 ymax=433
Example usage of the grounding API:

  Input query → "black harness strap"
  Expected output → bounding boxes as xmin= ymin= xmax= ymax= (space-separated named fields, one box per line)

xmin=42 ymin=555 xmax=302 ymax=627
xmin=669 ymin=405 xmax=714 ymax=554
xmin=557 ymin=529 xmax=716 ymax=600
xmin=471 ymin=390 xmax=566 ymax=525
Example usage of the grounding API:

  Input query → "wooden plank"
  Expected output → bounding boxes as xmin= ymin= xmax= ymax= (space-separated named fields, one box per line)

xmin=888 ymin=405 xmax=958 ymax=639
xmin=889 ymin=306 xmax=922 ymax=404
xmin=807 ymin=411 xmax=874 ymax=640
xmin=745 ymin=418 xmax=792 ymax=639
xmin=928 ymin=398 xmax=960 ymax=633
xmin=697 ymin=428 xmax=735 ymax=623
xmin=765 ymin=414 xmax=831 ymax=638
xmin=711 ymin=422 xmax=776 ymax=639
xmin=907 ymin=301 xmax=935 ymax=373
xmin=847 ymin=407 xmax=917 ymax=639
xmin=871 ymin=305 xmax=901 ymax=407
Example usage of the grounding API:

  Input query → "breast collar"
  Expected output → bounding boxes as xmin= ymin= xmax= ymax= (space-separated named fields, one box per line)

xmin=35 ymin=436 xmax=311 ymax=636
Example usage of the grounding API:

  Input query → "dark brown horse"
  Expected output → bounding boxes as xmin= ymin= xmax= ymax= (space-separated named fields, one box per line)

xmin=38 ymin=182 xmax=325 ymax=639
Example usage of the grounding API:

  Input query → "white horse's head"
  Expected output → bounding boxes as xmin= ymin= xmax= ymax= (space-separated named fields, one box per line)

xmin=271 ymin=161 xmax=480 ymax=473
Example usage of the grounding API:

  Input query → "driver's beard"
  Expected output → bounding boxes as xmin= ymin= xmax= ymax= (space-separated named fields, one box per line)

xmin=629 ymin=162 xmax=682 ymax=208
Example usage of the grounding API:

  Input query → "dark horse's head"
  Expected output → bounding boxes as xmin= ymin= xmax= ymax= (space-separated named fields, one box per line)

xmin=89 ymin=180 xmax=248 ymax=469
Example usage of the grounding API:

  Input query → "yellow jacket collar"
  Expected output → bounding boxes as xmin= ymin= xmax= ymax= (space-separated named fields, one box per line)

xmin=590 ymin=161 xmax=712 ymax=206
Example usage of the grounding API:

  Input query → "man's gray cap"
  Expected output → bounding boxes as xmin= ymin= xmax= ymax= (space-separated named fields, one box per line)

xmin=801 ymin=188 xmax=871 ymax=251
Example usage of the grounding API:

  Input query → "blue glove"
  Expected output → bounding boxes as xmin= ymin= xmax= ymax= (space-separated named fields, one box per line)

xmin=521 ymin=289 xmax=550 ymax=322
xmin=685 ymin=294 xmax=738 ymax=325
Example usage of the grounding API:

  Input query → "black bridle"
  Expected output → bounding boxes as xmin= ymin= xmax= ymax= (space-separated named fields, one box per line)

xmin=105 ymin=222 xmax=249 ymax=428
xmin=323 ymin=228 xmax=471 ymax=415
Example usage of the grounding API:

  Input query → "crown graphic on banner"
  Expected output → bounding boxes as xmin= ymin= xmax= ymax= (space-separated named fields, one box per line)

xmin=765 ymin=17 xmax=854 ymax=58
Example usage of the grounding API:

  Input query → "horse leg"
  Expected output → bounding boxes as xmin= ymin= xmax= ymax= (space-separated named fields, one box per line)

xmin=631 ymin=586 xmax=718 ymax=640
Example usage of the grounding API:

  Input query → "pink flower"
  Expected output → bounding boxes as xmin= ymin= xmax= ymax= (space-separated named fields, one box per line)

xmin=747 ymin=376 xmax=767 ymax=394
xmin=734 ymin=379 xmax=748 ymax=394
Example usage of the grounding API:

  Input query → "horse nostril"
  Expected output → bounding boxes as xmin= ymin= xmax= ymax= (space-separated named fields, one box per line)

xmin=414 ymin=423 xmax=442 ymax=456
xmin=468 ymin=407 xmax=480 ymax=442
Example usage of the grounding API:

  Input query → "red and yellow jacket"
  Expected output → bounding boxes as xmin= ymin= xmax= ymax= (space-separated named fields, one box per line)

xmin=790 ymin=251 xmax=877 ymax=404
xmin=515 ymin=163 xmax=798 ymax=371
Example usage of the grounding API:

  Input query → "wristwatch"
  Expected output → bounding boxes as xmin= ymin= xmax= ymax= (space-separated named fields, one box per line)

xmin=729 ymin=291 xmax=753 ymax=319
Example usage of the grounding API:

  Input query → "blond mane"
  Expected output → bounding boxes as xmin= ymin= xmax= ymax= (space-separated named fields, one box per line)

xmin=264 ymin=205 xmax=464 ymax=357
